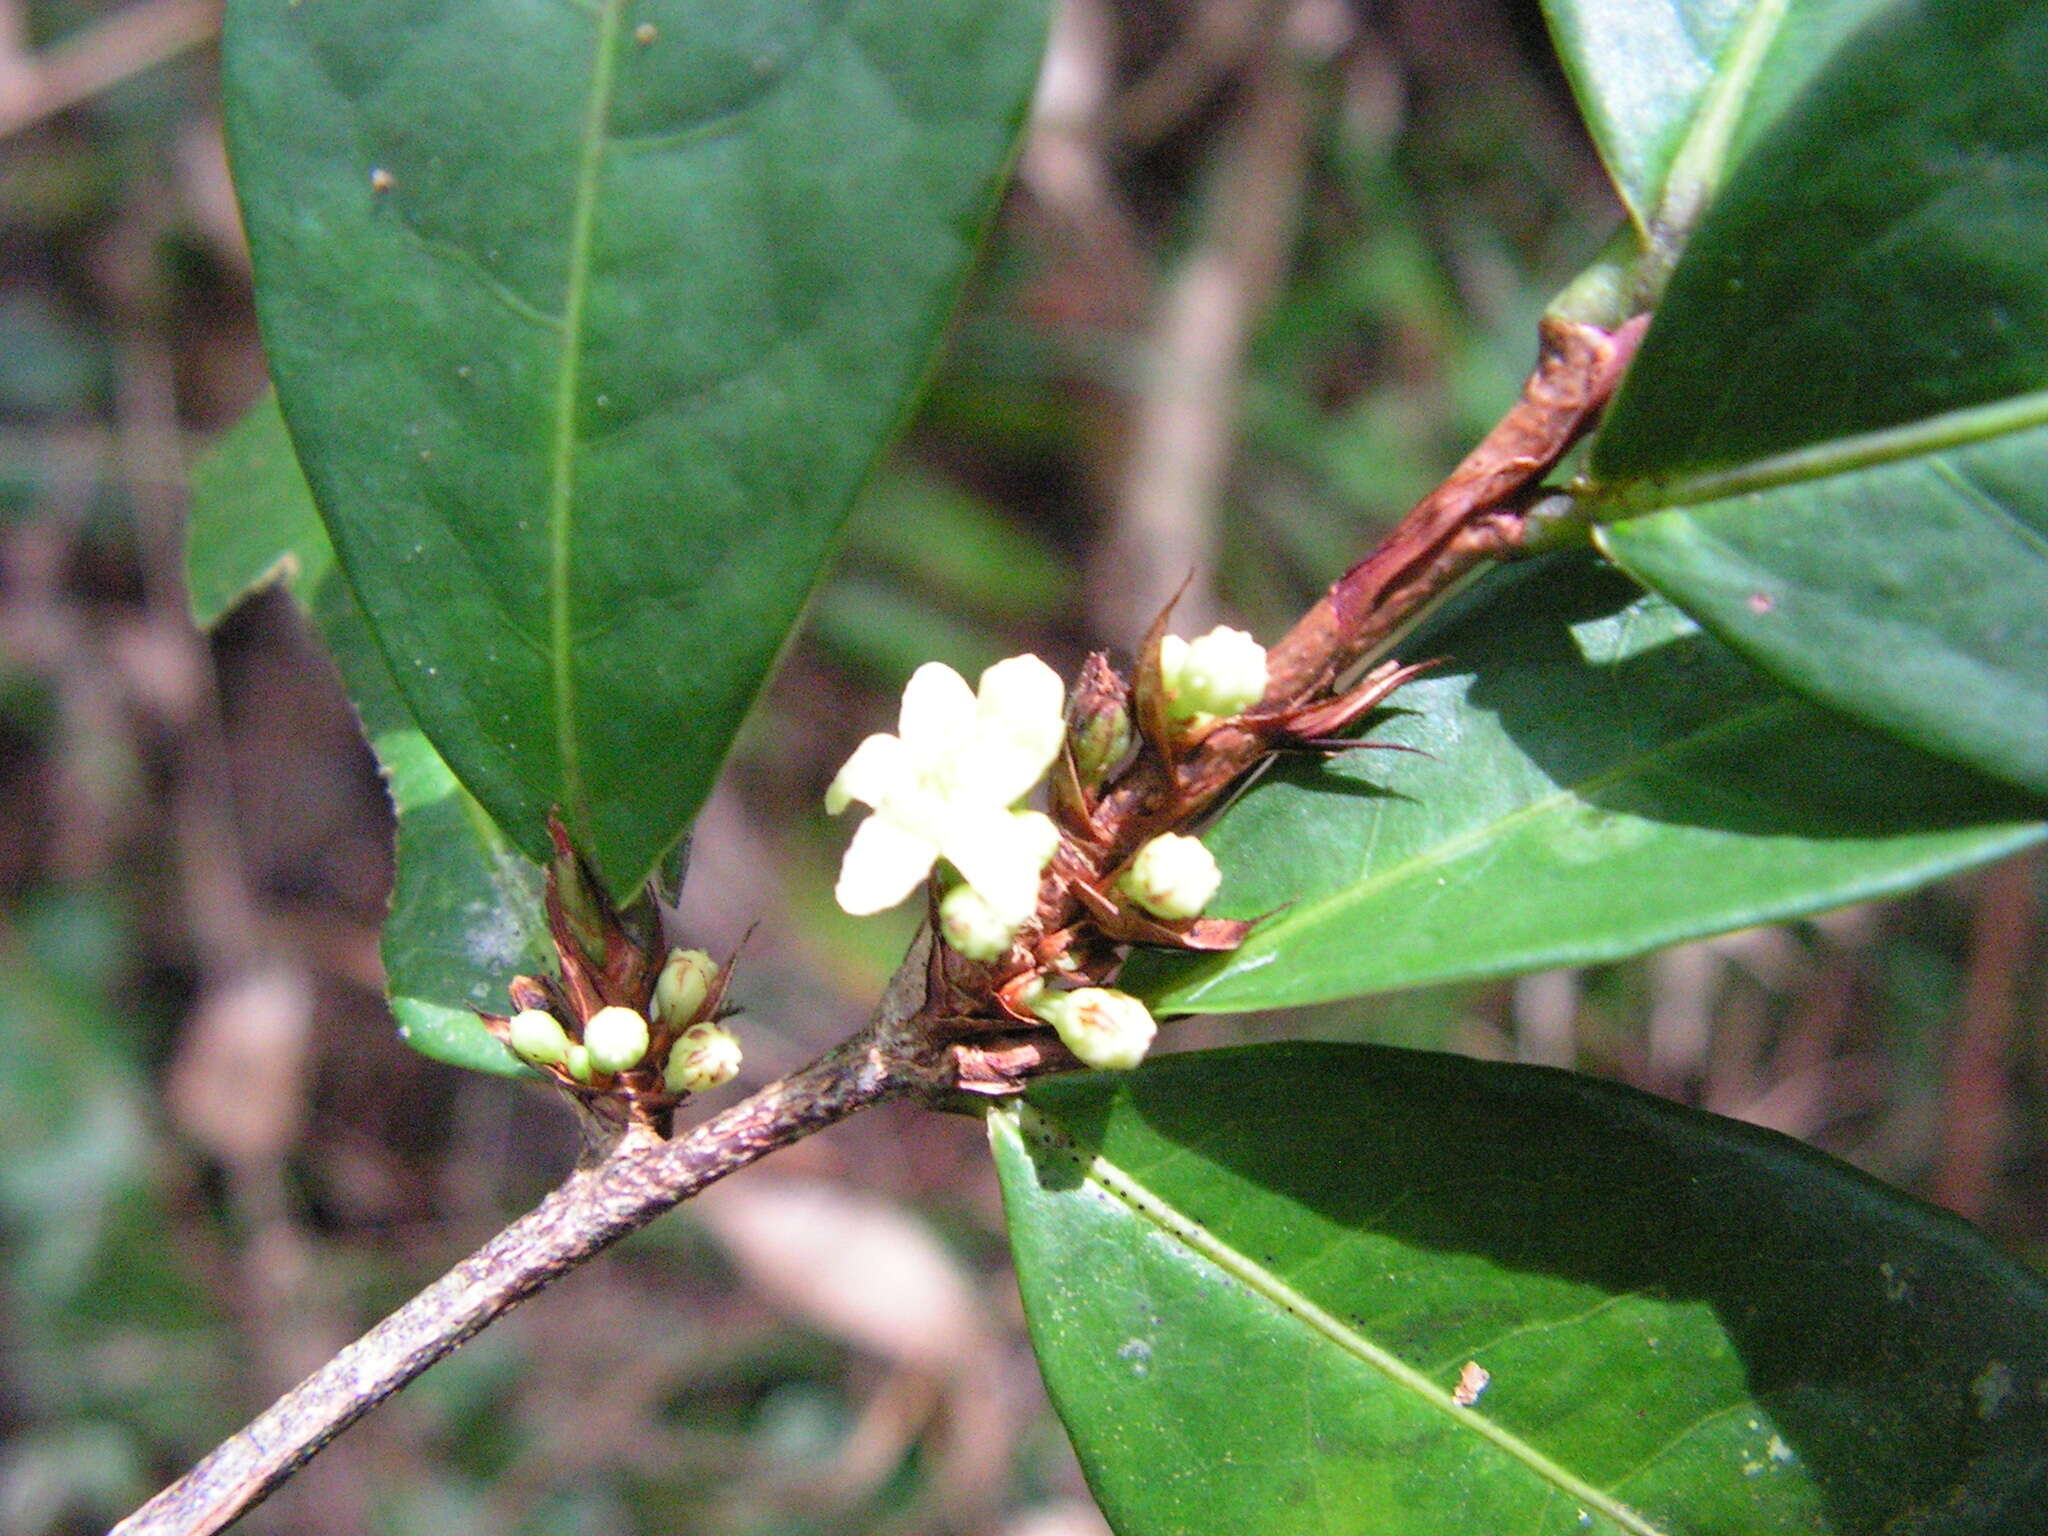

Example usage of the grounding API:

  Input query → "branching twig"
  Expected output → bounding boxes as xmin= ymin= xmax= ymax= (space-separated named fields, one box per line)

xmin=115 ymin=1024 xmax=923 ymax=1536
xmin=118 ymin=306 xmax=1645 ymax=1536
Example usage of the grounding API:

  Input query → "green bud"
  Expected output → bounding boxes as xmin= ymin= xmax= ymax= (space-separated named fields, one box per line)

xmin=653 ymin=947 xmax=719 ymax=1027
xmin=664 ymin=1022 xmax=742 ymax=1094
xmin=507 ymin=1007 xmax=572 ymax=1067
xmin=1030 ymin=986 xmax=1157 ymax=1072
xmin=939 ymin=883 xmax=1019 ymax=962
xmin=565 ymin=1044 xmax=594 ymax=1084
xmin=1067 ymin=653 xmax=1133 ymax=786
xmin=1161 ymin=627 xmax=1268 ymax=723
xmin=1119 ymin=832 xmax=1222 ymax=921
xmin=582 ymin=1005 xmax=650 ymax=1074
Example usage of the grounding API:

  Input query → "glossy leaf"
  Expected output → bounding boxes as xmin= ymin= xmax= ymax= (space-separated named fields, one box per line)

xmin=1584 ymin=0 xmax=2048 ymax=793
xmin=224 ymin=0 xmax=1051 ymax=889
xmin=1540 ymin=0 xmax=1886 ymax=241
xmin=187 ymin=403 xmax=543 ymax=1076
xmin=994 ymin=1045 xmax=2048 ymax=1535
xmin=1600 ymin=434 xmax=2048 ymax=797
xmin=1125 ymin=555 xmax=2041 ymax=1016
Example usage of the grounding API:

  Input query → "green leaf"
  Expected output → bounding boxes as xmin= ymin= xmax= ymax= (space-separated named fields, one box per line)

xmin=187 ymin=404 xmax=544 ymax=1076
xmin=184 ymin=390 xmax=332 ymax=629
xmin=312 ymin=577 xmax=550 ymax=1077
xmin=1124 ymin=554 xmax=2041 ymax=1016
xmin=223 ymin=0 xmax=1050 ymax=890
xmin=1587 ymin=0 xmax=2048 ymax=796
xmin=1540 ymin=0 xmax=1886 ymax=245
xmin=994 ymin=1045 xmax=2048 ymax=1536
xmin=1599 ymin=434 xmax=2048 ymax=797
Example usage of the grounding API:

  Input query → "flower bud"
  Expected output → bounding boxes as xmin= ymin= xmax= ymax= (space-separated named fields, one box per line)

xmin=1067 ymin=654 xmax=1133 ymax=786
xmin=940 ymin=883 xmax=1019 ymax=962
xmin=1119 ymin=832 xmax=1222 ymax=921
xmin=1031 ymin=986 xmax=1157 ymax=1072
xmin=1161 ymin=627 xmax=1268 ymax=723
xmin=582 ymin=1005 xmax=650 ymax=1074
xmin=653 ymin=948 xmax=719 ymax=1027
xmin=565 ymin=1044 xmax=594 ymax=1084
xmin=664 ymin=1022 xmax=742 ymax=1094
xmin=507 ymin=1007 xmax=573 ymax=1067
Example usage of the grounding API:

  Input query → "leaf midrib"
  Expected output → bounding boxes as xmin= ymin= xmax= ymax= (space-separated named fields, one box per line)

xmin=1008 ymin=1101 xmax=1668 ymax=1536
xmin=1176 ymin=693 xmax=1802 ymax=1005
xmin=1647 ymin=0 xmax=1791 ymax=248
xmin=547 ymin=0 xmax=628 ymax=834
xmin=1591 ymin=386 xmax=2048 ymax=519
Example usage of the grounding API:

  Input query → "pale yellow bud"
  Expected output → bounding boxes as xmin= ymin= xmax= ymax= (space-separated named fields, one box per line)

xmin=1119 ymin=833 xmax=1223 ymax=921
xmin=1031 ymin=987 xmax=1157 ymax=1071
xmin=507 ymin=1008 xmax=572 ymax=1067
xmin=664 ymin=1023 xmax=743 ymax=1094
xmin=1161 ymin=627 xmax=1268 ymax=723
xmin=940 ymin=883 xmax=1020 ymax=962
xmin=653 ymin=948 xmax=719 ymax=1027
xmin=583 ymin=1005 xmax=650 ymax=1074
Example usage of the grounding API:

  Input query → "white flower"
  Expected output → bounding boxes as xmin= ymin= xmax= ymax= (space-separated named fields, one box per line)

xmin=828 ymin=657 xmax=1066 ymax=924
xmin=1119 ymin=832 xmax=1222 ymax=920
xmin=1032 ymin=986 xmax=1157 ymax=1071
xmin=1161 ymin=626 xmax=1268 ymax=723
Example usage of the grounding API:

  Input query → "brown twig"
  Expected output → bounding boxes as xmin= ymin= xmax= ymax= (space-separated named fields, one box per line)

xmin=0 ymin=0 xmax=219 ymax=141
xmin=114 ymin=1025 xmax=923 ymax=1536
xmin=1093 ymin=310 xmax=1647 ymax=841
xmin=1931 ymin=852 xmax=2039 ymax=1221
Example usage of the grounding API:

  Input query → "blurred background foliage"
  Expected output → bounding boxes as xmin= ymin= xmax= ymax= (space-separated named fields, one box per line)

xmin=0 ymin=0 xmax=2040 ymax=1532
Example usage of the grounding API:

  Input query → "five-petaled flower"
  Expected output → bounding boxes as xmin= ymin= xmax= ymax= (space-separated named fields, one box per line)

xmin=827 ymin=657 xmax=1066 ymax=929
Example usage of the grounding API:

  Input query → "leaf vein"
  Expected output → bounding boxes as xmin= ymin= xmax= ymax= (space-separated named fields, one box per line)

xmin=1014 ymin=1101 xmax=1669 ymax=1536
xmin=546 ymin=0 xmax=630 ymax=835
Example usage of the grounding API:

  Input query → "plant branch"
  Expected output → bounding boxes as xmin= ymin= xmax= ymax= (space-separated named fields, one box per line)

xmin=118 ymin=305 xmax=1645 ymax=1536
xmin=1095 ymin=310 xmax=1647 ymax=835
xmin=114 ymin=1024 xmax=925 ymax=1536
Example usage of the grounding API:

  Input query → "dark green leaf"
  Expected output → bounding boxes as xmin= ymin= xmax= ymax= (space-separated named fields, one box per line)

xmin=311 ymin=578 xmax=549 ymax=1077
xmin=1600 ymin=433 xmax=2048 ymax=796
xmin=1587 ymin=0 xmax=2048 ymax=795
xmin=1540 ymin=0 xmax=1887 ymax=244
xmin=1125 ymin=555 xmax=2041 ymax=1016
xmin=994 ymin=1045 xmax=2048 ymax=1535
xmin=188 ymin=406 xmax=543 ymax=1075
xmin=224 ymin=0 xmax=1050 ymax=890
xmin=184 ymin=390 xmax=331 ymax=629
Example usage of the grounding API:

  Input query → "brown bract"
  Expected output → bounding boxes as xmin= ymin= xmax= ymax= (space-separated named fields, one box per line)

xmin=476 ymin=815 xmax=738 ymax=1132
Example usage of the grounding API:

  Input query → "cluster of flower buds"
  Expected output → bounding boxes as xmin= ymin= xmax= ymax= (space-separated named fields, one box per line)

xmin=820 ymin=625 xmax=1269 ymax=1076
xmin=501 ymin=945 xmax=741 ymax=1097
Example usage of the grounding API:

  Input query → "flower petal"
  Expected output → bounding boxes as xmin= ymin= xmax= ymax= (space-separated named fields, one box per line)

xmin=897 ymin=662 xmax=977 ymax=757
xmin=943 ymin=808 xmax=1059 ymax=926
xmin=826 ymin=732 xmax=910 ymax=815
xmin=834 ymin=814 xmax=939 ymax=915
xmin=971 ymin=654 xmax=1067 ymax=803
